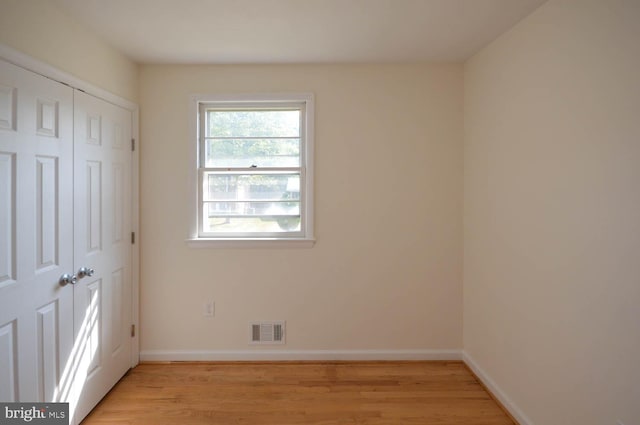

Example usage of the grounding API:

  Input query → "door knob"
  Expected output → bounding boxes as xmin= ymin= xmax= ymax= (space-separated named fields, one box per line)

xmin=77 ymin=267 xmax=95 ymax=279
xmin=59 ymin=273 xmax=77 ymax=286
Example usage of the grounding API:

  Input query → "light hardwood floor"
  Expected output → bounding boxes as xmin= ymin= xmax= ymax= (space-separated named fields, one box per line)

xmin=81 ymin=361 xmax=515 ymax=425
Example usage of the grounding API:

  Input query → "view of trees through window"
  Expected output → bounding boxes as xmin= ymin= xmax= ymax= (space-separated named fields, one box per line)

xmin=205 ymin=110 xmax=300 ymax=167
xmin=202 ymin=108 xmax=303 ymax=233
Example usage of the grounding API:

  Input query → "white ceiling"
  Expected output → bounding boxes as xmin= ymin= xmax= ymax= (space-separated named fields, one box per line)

xmin=52 ymin=0 xmax=547 ymax=64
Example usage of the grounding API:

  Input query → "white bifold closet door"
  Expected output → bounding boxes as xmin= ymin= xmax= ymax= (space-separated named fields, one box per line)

xmin=72 ymin=89 xmax=132 ymax=423
xmin=0 ymin=59 xmax=133 ymax=425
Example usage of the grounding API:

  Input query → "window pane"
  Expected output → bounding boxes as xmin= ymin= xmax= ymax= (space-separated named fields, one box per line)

xmin=205 ymin=201 xmax=300 ymax=217
xmin=202 ymin=215 xmax=301 ymax=233
xmin=202 ymin=173 xmax=301 ymax=234
xmin=205 ymin=138 xmax=300 ymax=167
xmin=203 ymin=173 xmax=300 ymax=203
xmin=207 ymin=110 xmax=300 ymax=138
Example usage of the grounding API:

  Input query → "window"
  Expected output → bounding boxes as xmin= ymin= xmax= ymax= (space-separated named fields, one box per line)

xmin=188 ymin=94 xmax=314 ymax=247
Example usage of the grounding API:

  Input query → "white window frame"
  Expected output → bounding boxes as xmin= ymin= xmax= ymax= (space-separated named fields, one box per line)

xmin=187 ymin=93 xmax=315 ymax=248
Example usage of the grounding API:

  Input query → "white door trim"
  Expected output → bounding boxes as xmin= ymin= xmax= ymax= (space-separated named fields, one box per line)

xmin=0 ymin=43 xmax=140 ymax=368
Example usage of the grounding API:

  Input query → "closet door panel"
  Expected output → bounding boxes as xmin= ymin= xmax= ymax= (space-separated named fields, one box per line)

xmin=0 ymin=59 xmax=74 ymax=405
xmin=73 ymin=90 xmax=133 ymax=424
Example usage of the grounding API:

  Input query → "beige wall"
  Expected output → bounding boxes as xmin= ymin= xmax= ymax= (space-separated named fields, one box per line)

xmin=0 ymin=0 xmax=138 ymax=101
xmin=10 ymin=0 xmax=638 ymax=420
xmin=464 ymin=0 xmax=640 ymax=424
xmin=139 ymin=64 xmax=463 ymax=353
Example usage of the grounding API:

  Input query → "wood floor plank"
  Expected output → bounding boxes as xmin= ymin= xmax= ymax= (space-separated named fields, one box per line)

xmin=81 ymin=361 xmax=515 ymax=425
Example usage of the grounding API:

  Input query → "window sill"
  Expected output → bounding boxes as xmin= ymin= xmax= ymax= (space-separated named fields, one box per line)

xmin=186 ymin=238 xmax=315 ymax=249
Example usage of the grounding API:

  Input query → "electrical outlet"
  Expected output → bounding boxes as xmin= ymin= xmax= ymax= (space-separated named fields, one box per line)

xmin=203 ymin=300 xmax=215 ymax=317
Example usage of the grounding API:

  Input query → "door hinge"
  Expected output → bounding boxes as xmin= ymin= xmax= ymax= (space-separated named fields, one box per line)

xmin=131 ymin=324 xmax=136 ymax=338
xmin=131 ymin=138 xmax=135 ymax=151
xmin=131 ymin=232 xmax=135 ymax=244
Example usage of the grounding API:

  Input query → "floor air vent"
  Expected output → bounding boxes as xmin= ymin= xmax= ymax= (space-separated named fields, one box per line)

xmin=250 ymin=321 xmax=285 ymax=344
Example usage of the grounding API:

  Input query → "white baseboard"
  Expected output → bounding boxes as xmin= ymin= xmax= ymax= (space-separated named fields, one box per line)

xmin=462 ymin=351 xmax=533 ymax=425
xmin=140 ymin=349 xmax=462 ymax=362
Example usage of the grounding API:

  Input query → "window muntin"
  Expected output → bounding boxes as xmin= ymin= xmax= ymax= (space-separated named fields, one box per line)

xmin=197 ymin=99 xmax=311 ymax=239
